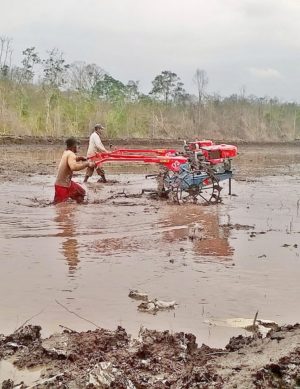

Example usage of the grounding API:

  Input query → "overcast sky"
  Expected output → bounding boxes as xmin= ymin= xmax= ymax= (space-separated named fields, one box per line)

xmin=1 ymin=0 xmax=300 ymax=101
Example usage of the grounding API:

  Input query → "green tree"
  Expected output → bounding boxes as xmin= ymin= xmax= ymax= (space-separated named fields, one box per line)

xmin=126 ymin=80 xmax=140 ymax=102
xmin=42 ymin=48 xmax=69 ymax=88
xmin=93 ymin=74 xmax=126 ymax=102
xmin=21 ymin=47 xmax=40 ymax=83
xmin=173 ymin=81 xmax=189 ymax=104
xmin=150 ymin=70 xmax=184 ymax=104
xmin=0 ymin=65 xmax=9 ymax=79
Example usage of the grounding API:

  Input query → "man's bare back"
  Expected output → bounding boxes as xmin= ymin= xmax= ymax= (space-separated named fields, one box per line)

xmin=54 ymin=138 xmax=95 ymax=204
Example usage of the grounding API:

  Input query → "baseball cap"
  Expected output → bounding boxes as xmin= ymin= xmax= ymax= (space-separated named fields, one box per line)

xmin=95 ymin=124 xmax=105 ymax=130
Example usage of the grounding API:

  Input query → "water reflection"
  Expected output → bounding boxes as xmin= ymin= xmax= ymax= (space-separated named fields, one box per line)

xmin=54 ymin=204 xmax=80 ymax=274
xmin=163 ymin=205 xmax=233 ymax=258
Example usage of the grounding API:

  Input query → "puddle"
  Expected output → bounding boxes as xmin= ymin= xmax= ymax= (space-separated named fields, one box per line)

xmin=0 ymin=359 xmax=41 ymax=385
xmin=205 ymin=317 xmax=274 ymax=329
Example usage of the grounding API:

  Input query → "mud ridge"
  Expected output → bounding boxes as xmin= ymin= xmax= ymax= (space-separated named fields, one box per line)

xmin=1 ymin=324 xmax=300 ymax=388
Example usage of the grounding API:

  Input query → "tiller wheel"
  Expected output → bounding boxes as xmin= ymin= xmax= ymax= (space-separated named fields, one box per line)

xmin=171 ymin=174 xmax=222 ymax=205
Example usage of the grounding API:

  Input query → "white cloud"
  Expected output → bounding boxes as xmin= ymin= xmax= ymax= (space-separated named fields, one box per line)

xmin=248 ymin=67 xmax=282 ymax=79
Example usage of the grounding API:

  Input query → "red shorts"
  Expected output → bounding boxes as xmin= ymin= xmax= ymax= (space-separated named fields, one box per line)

xmin=54 ymin=181 xmax=86 ymax=204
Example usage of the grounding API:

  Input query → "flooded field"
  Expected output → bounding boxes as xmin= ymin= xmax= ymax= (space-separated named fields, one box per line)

xmin=0 ymin=142 xmax=300 ymax=355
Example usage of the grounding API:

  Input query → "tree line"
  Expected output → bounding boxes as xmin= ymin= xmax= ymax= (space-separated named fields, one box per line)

xmin=1 ymin=36 xmax=300 ymax=140
xmin=0 ymin=38 xmax=204 ymax=104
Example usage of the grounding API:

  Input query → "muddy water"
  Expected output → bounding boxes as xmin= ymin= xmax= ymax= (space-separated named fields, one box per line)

xmin=0 ymin=359 xmax=41 ymax=386
xmin=0 ymin=144 xmax=300 ymax=354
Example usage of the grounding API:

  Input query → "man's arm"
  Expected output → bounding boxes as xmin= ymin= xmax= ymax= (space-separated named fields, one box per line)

xmin=76 ymin=156 xmax=87 ymax=162
xmin=94 ymin=133 xmax=108 ymax=153
xmin=68 ymin=153 xmax=94 ymax=171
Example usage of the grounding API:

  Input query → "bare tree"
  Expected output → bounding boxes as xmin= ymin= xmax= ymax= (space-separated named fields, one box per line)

xmin=69 ymin=61 xmax=105 ymax=96
xmin=0 ymin=36 xmax=13 ymax=78
xmin=193 ymin=69 xmax=208 ymax=104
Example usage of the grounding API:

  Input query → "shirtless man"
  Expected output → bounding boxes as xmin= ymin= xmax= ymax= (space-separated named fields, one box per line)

xmin=54 ymin=137 xmax=95 ymax=204
xmin=84 ymin=124 xmax=108 ymax=183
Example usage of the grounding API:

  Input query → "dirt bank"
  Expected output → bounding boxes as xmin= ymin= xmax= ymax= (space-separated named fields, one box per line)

xmin=1 ymin=134 xmax=300 ymax=147
xmin=1 ymin=323 xmax=300 ymax=388
xmin=0 ymin=135 xmax=184 ymax=146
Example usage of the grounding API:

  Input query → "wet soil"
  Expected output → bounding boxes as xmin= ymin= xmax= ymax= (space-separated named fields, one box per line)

xmin=1 ymin=323 xmax=300 ymax=388
xmin=0 ymin=142 xmax=300 ymax=386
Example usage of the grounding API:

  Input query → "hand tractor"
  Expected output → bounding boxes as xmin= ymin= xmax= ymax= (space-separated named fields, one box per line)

xmin=89 ymin=140 xmax=237 ymax=205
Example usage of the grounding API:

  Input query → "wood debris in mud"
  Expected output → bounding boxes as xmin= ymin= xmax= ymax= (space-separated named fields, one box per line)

xmin=220 ymin=223 xmax=255 ymax=231
xmin=128 ymin=290 xmax=148 ymax=301
xmin=128 ymin=289 xmax=177 ymax=314
xmin=137 ymin=299 xmax=177 ymax=314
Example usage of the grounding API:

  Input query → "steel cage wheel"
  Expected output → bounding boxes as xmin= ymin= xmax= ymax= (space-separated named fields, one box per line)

xmin=156 ymin=168 xmax=175 ymax=197
xmin=171 ymin=175 xmax=222 ymax=205
xmin=197 ymin=176 xmax=222 ymax=205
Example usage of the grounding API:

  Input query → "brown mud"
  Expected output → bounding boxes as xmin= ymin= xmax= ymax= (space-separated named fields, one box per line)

xmin=0 ymin=142 xmax=300 ymax=386
xmin=1 ymin=134 xmax=300 ymax=147
xmin=0 ymin=136 xmax=186 ymax=147
xmin=1 ymin=323 xmax=300 ymax=388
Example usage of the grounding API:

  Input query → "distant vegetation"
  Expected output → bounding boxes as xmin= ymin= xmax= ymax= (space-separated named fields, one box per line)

xmin=1 ymin=37 xmax=300 ymax=141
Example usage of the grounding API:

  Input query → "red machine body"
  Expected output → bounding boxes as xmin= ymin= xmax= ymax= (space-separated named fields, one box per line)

xmin=90 ymin=152 xmax=187 ymax=172
xmin=188 ymin=140 xmax=214 ymax=150
xmin=186 ymin=141 xmax=237 ymax=164
xmin=89 ymin=140 xmax=237 ymax=172
xmin=109 ymin=148 xmax=177 ymax=156
xmin=202 ymin=144 xmax=237 ymax=158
